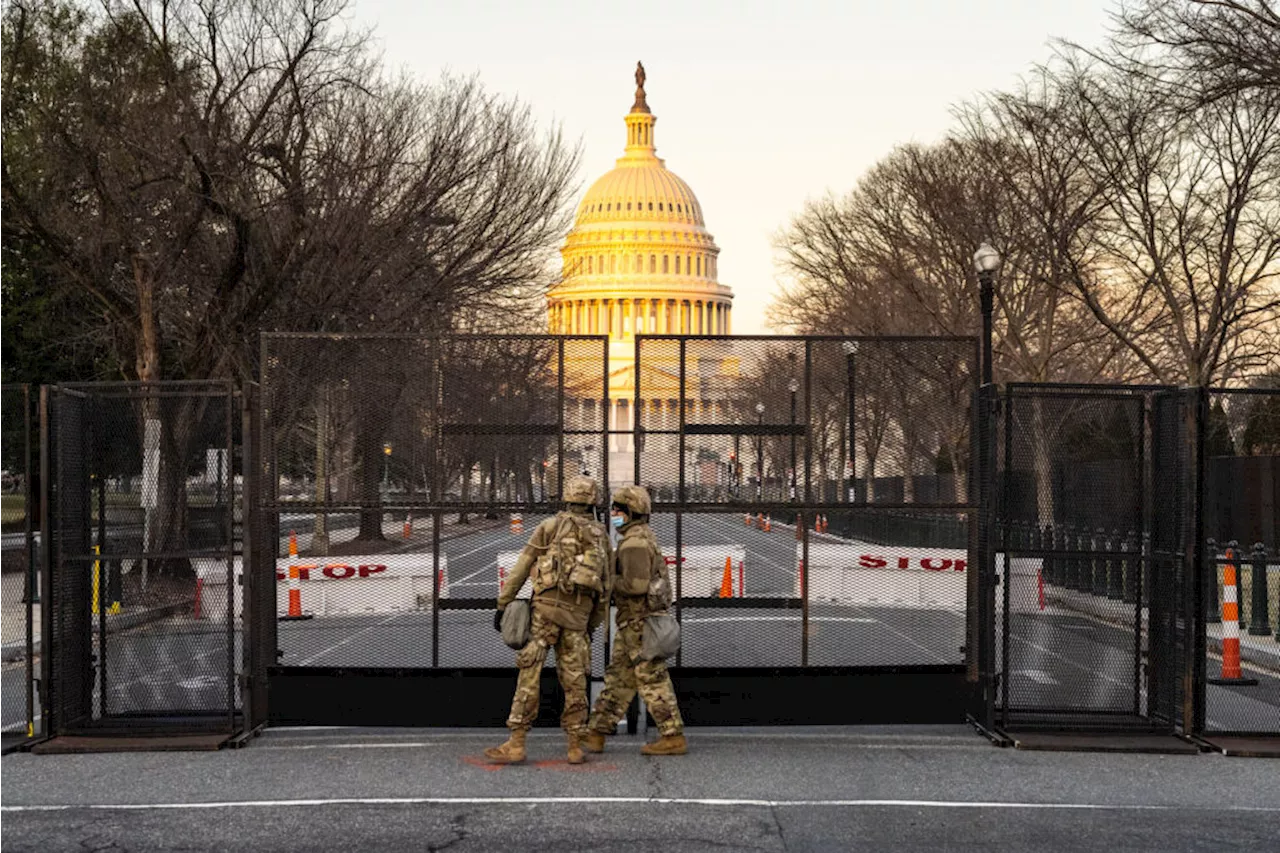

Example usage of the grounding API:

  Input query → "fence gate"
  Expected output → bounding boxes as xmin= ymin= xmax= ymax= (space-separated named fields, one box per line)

xmin=2 ymin=384 xmax=40 ymax=752
xmin=40 ymin=382 xmax=241 ymax=739
xmin=1198 ymin=387 xmax=1280 ymax=744
xmin=633 ymin=335 xmax=980 ymax=724
xmin=993 ymin=384 xmax=1199 ymax=733
xmin=258 ymin=334 xmax=611 ymax=726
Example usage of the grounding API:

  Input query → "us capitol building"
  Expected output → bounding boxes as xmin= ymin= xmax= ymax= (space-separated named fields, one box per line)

xmin=548 ymin=63 xmax=737 ymax=486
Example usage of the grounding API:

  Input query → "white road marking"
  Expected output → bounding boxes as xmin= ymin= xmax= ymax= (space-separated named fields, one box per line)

xmin=298 ymin=612 xmax=404 ymax=666
xmin=256 ymin=742 xmax=445 ymax=750
xmin=1013 ymin=669 xmax=1059 ymax=686
xmin=4 ymin=797 xmax=1275 ymax=813
xmin=683 ymin=615 xmax=877 ymax=624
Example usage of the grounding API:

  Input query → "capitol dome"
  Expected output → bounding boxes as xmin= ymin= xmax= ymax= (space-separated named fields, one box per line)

xmin=549 ymin=63 xmax=732 ymax=339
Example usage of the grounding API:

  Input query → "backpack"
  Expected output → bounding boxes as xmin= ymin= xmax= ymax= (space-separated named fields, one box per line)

xmin=533 ymin=513 xmax=608 ymax=598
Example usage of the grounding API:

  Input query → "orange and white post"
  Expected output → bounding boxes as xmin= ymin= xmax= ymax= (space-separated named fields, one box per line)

xmin=1208 ymin=547 xmax=1258 ymax=686
xmin=280 ymin=530 xmax=313 ymax=621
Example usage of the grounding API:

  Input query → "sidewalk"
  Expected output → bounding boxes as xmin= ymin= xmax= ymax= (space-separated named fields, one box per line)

xmin=1046 ymin=584 xmax=1280 ymax=672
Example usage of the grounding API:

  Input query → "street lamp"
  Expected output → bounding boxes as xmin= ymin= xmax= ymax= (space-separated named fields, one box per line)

xmin=842 ymin=340 xmax=859 ymax=503
xmin=788 ymin=377 xmax=800 ymax=502
xmin=755 ymin=402 xmax=765 ymax=500
xmin=382 ymin=442 xmax=392 ymax=490
xmin=973 ymin=242 xmax=1001 ymax=386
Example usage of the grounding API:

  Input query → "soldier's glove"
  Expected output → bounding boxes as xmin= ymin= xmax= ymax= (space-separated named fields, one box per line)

xmin=493 ymin=609 xmax=504 ymax=632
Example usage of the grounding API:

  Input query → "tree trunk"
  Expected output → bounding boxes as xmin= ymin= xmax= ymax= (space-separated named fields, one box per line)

xmin=354 ymin=408 xmax=385 ymax=542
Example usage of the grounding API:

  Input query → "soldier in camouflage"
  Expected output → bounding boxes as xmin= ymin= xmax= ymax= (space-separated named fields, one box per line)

xmin=584 ymin=485 xmax=687 ymax=756
xmin=484 ymin=476 xmax=612 ymax=765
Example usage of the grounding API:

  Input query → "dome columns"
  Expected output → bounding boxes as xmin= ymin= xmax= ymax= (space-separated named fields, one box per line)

xmin=550 ymin=295 xmax=731 ymax=336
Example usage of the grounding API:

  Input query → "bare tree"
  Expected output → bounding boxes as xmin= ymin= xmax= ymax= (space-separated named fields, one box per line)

xmin=1069 ymin=62 xmax=1280 ymax=384
xmin=1110 ymin=0 xmax=1280 ymax=105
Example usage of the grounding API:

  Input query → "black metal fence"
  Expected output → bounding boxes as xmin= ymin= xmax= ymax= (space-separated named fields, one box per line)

xmin=14 ymin=340 xmax=1276 ymax=739
xmin=2 ymin=384 xmax=40 ymax=751
xmin=42 ymin=382 xmax=241 ymax=735
xmin=256 ymin=334 xmax=611 ymax=724
xmin=993 ymin=384 xmax=1178 ymax=730
xmin=632 ymin=335 xmax=978 ymax=711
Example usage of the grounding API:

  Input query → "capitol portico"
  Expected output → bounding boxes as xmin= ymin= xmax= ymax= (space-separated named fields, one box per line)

xmin=549 ymin=63 xmax=735 ymax=485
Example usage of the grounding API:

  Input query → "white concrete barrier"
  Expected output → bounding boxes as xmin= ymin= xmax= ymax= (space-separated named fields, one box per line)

xmin=668 ymin=545 xmax=747 ymax=598
xmin=273 ymin=553 xmax=448 ymax=617
xmin=496 ymin=551 xmax=532 ymax=599
xmin=195 ymin=557 xmax=243 ymax=620
xmin=795 ymin=543 xmax=969 ymax=608
xmin=996 ymin=553 xmax=1045 ymax=614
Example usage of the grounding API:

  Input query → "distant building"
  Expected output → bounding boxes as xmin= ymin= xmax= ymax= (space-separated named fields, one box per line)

xmin=547 ymin=64 xmax=736 ymax=486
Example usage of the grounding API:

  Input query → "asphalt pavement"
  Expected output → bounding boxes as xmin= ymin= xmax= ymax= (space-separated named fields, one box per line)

xmin=3 ymin=725 xmax=1279 ymax=852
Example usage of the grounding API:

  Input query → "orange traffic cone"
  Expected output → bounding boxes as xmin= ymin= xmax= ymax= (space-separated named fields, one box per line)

xmin=719 ymin=556 xmax=734 ymax=598
xmin=510 ymin=514 xmax=524 ymax=535
xmin=814 ymin=514 xmax=822 ymax=533
xmin=745 ymin=513 xmax=753 ymax=527
xmin=280 ymin=563 xmax=313 ymax=621
xmin=757 ymin=513 xmax=765 ymax=529
xmin=764 ymin=514 xmax=772 ymax=533
xmin=1209 ymin=548 xmax=1258 ymax=686
xmin=289 ymin=530 xmax=298 ymax=558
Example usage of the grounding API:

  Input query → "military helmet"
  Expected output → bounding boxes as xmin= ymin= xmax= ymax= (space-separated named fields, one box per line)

xmin=563 ymin=475 xmax=600 ymax=506
xmin=611 ymin=485 xmax=651 ymax=517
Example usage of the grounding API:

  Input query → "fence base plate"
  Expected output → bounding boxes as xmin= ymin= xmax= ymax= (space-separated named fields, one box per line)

xmin=998 ymin=730 xmax=1201 ymax=754
xmin=30 ymin=734 xmax=233 ymax=754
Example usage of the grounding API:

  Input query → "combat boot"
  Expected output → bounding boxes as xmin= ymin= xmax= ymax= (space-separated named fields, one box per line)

xmin=566 ymin=733 xmax=586 ymax=765
xmin=483 ymin=730 xmax=527 ymax=764
xmin=640 ymin=734 xmax=687 ymax=756
xmin=583 ymin=731 xmax=607 ymax=753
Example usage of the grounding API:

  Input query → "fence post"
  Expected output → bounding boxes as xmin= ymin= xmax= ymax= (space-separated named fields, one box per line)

xmin=1205 ymin=538 xmax=1220 ymax=624
xmin=1092 ymin=528 xmax=1108 ymax=597
xmin=1248 ymin=542 xmax=1271 ymax=637
xmin=1107 ymin=528 xmax=1124 ymax=600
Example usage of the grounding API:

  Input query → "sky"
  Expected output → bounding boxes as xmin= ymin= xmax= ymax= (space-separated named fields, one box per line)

xmin=349 ymin=0 xmax=1118 ymax=333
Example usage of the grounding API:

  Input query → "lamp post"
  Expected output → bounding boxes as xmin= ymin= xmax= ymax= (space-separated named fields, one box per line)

xmin=755 ymin=402 xmax=765 ymax=500
xmin=732 ymin=419 xmax=742 ymax=498
xmin=382 ymin=442 xmax=392 ymax=491
xmin=842 ymin=340 xmax=859 ymax=502
xmin=788 ymin=377 xmax=800 ymax=502
xmin=973 ymin=242 xmax=1001 ymax=386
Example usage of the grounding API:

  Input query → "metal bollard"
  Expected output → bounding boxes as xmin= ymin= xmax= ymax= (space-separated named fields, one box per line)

xmin=1205 ymin=538 xmax=1220 ymax=624
xmin=1248 ymin=542 xmax=1272 ymax=637
xmin=1107 ymin=528 xmax=1124 ymax=600
xmin=1123 ymin=530 xmax=1139 ymax=605
xmin=1228 ymin=540 xmax=1242 ymax=631
xmin=1093 ymin=528 xmax=1108 ymax=597
xmin=1042 ymin=523 xmax=1055 ymax=586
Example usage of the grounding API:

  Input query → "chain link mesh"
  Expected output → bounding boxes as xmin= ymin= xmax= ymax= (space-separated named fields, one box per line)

xmin=1 ymin=385 xmax=38 ymax=742
xmin=261 ymin=335 xmax=609 ymax=672
xmin=46 ymin=383 xmax=239 ymax=733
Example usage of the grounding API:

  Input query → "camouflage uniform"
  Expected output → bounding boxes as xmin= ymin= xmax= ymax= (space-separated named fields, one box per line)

xmin=588 ymin=494 xmax=684 ymax=739
xmin=495 ymin=495 xmax=611 ymax=738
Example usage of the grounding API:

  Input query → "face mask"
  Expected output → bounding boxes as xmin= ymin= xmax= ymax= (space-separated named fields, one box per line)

xmin=611 ymin=515 xmax=625 ymax=529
